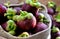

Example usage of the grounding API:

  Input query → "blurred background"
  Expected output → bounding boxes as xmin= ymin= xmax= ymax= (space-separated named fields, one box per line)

xmin=0 ymin=0 xmax=60 ymax=6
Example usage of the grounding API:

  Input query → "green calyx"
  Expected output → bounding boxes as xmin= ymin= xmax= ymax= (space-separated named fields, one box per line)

xmin=6 ymin=20 xmax=16 ymax=31
xmin=4 ymin=8 xmax=16 ymax=20
xmin=16 ymin=10 xmax=32 ymax=22
xmin=18 ymin=32 xmax=29 ymax=37
xmin=43 ymin=18 xmax=49 ymax=24
xmin=39 ymin=13 xmax=44 ymax=22
xmin=8 ymin=30 xmax=15 ymax=35
xmin=48 ymin=1 xmax=55 ymax=8
xmin=26 ymin=0 xmax=41 ymax=8
xmin=55 ymin=13 xmax=60 ymax=22
xmin=39 ymin=13 xmax=44 ymax=19
xmin=13 ymin=15 xmax=18 ymax=21
xmin=56 ymin=37 xmax=60 ymax=39
xmin=52 ymin=26 xmax=59 ymax=33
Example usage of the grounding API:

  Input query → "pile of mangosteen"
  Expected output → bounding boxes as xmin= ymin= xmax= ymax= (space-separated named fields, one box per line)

xmin=0 ymin=0 xmax=49 ymax=38
xmin=47 ymin=1 xmax=60 ymax=39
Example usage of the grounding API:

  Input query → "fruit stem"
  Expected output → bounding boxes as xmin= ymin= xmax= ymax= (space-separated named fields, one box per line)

xmin=20 ymin=11 xmax=32 ymax=19
xmin=20 ymin=10 xmax=27 ymax=16
xmin=17 ymin=10 xmax=28 ymax=21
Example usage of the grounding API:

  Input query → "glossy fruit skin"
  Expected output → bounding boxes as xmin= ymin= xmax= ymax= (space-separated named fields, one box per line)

xmin=0 ymin=4 xmax=7 ymax=24
xmin=14 ymin=7 xmax=21 ymax=15
xmin=22 ymin=4 xmax=38 ymax=16
xmin=1 ymin=22 xmax=8 ymax=31
xmin=48 ymin=5 xmax=56 ymax=13
xmin=55 ymin=31 xmax=60 ymax=37
xmin=51 ymin=31 xmax=60 ymax=39
xmin=0 ymin=4 xmax=6 ymax=16
xmin=53 ymin=21 xmax=60 ymax=29
xmin=47 ymin=1 xmax=56 ymax=12
xmin=36 ymin=13 xmax=40 ymax=22
xmin=47 ymin=8 xmax=54 ymax=15
xmin=34 ymin=22 xmax=48 ymax=33
xmin=17 ymin=16 xmax=36 ymax=31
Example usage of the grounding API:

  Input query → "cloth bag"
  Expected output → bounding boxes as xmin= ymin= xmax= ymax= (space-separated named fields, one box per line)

xmin=0 ymin=3 xmax=52 ymax=39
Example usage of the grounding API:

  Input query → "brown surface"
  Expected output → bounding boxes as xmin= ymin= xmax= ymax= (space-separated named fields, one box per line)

xmin=18 ymin=0 xmax=60 ymax=6
xmin=0 ymin=0 xmax=60 ymax=6
xmin=39 ymin=0 xmax=60 ymax=6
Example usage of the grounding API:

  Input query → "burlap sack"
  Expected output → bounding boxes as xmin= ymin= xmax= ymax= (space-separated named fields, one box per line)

xmin=0 ymin=3 xmax=52 ymax=39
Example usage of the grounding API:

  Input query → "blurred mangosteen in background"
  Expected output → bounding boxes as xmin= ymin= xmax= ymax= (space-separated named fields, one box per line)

xmin=21 ymin=0 xmax=41 ymax=16
xmin=14 ymin=7 xmax=21 ymax=15
xmin=47 ymin=1 xmax=56 ymax=12
xmin=0 ymin=4 xmax=8 ymax=24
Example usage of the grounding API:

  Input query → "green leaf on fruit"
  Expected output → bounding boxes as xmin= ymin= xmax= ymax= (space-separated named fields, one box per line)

xmin=26 ymin=0 xmax=41 ymax=8
xmin=6 ymin=20 xmax=16 ymax=31
xmin=48 ymin=1 xmax=55 ymax=8
xmin=4 ymin=8 xmax=16 ymax=20
xmin=17 ymin=11 xmax=32 ymax=21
